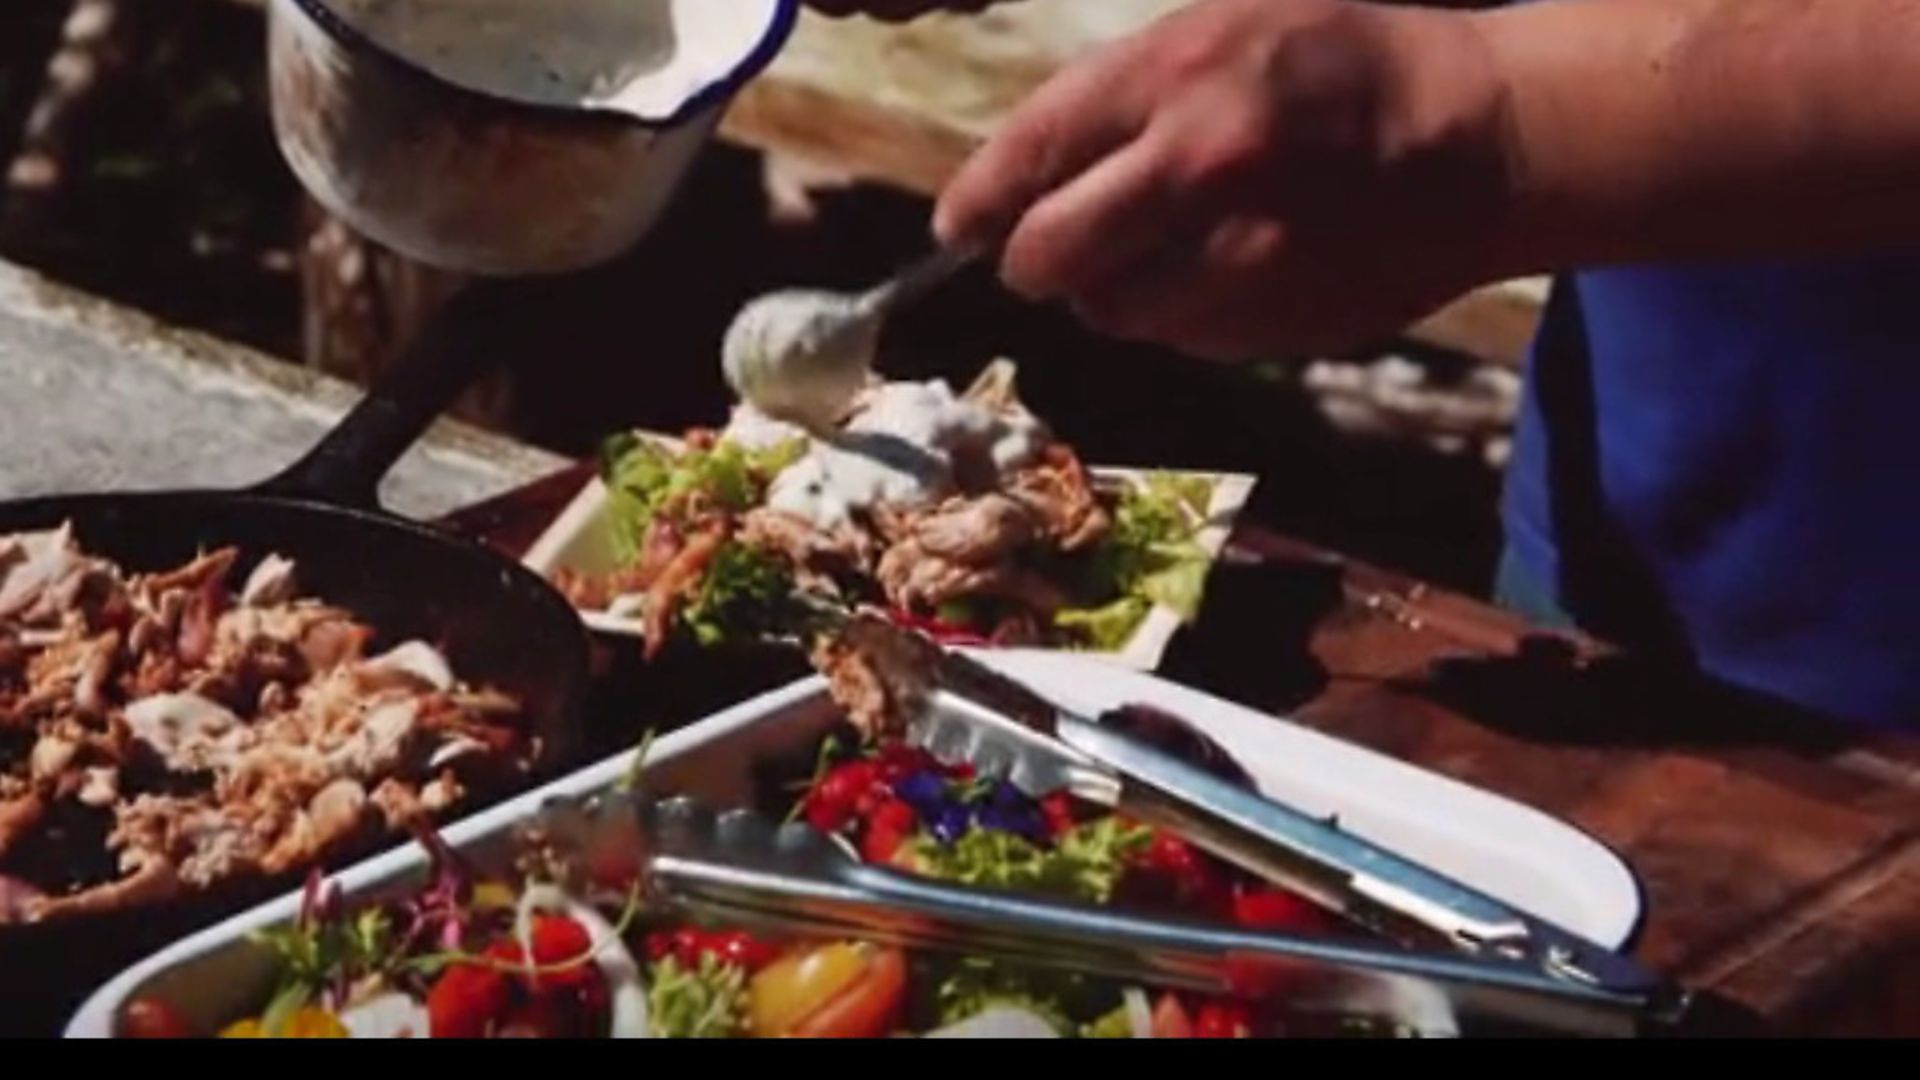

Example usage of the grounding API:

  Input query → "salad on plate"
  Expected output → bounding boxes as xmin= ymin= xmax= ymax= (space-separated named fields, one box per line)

xmin=547 ymin=361 xmax=1241 ymax=661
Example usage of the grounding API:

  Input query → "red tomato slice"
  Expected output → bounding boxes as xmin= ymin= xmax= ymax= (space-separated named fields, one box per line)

xmin=427 ymin=962 xmax=512 ymax=1039
xmin=120 ymin=999 xmax=193 ymax=1039
xmin=1232 ymin=886 xmax=1331 ymax=935
xmin=1193 ymin=1002 xmax=1253 ymax=1039
xmin=788 ymin=947 xmax=909 ymax=1039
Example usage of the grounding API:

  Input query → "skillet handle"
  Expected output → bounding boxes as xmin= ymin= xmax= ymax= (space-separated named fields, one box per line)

xmin=258 ymin=278 xmax=523 ymax=510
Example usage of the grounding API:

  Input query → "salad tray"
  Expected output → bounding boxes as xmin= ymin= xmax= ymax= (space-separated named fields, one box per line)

xmin=68 ymin=652 xmax=1641 ymax=1038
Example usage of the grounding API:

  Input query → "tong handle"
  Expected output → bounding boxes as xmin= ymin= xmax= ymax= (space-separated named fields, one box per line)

xmin=646 ymin=849 xmax=1658 ymax=1037
xmin=1055 ymin=714 xmax=1669 ymax=1002
xmin=1056 ymin=714 xmax=1523 ymax=944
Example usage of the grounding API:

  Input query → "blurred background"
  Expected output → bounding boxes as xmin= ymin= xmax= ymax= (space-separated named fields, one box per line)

xmin=0 ymin=0 xmax=1527 ymax=595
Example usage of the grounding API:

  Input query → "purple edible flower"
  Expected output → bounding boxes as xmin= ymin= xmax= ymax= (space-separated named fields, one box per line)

xmin=929 ymin=804 xmax=973 ymax=844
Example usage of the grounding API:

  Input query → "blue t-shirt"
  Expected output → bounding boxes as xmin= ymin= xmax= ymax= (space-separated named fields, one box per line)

xmin=1504 ymin=256 xmax=1920 ymax=728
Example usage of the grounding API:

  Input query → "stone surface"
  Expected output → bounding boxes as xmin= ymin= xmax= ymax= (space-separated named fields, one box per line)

xmin=0 ymin=258 xmax=563 ymax=519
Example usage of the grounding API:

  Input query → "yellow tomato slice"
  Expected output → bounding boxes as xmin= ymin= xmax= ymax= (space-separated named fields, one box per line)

xmin=747 ymin=943 xmax=873 ymax=1038
xmin=220 ymin=1007 xmax=349 ymax=1039
xmin=788 ymin=947 xmax=907 ymax=1039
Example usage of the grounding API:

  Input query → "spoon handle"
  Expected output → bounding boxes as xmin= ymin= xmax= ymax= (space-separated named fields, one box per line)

xmin=861 ymin=245 xmax=978 ymax=317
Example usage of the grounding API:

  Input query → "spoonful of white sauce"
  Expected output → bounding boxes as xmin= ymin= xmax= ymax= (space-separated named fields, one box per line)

xmin=722 ymin=246 xmax=976 ymax=431
xmin=723 ymin=289 xmax=880 ymax=432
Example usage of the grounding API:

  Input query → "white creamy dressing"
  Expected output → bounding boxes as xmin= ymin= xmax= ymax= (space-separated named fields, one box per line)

xmin=723 ymin=381 xmax=1049 ymax=533
xmin=721 ymin=289 xmax=878 ymax=431
xmin=320 ymin=0 xmax=779 ymax=116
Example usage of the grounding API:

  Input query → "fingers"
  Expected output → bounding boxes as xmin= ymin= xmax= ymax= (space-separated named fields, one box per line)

xmin=997 ymin=127 xmax=1217 ymax=301
xmin=1071 ymin=216 xmax=1294 ymax=360
xmin=933 ymin=43 xmax=1152 ymax=253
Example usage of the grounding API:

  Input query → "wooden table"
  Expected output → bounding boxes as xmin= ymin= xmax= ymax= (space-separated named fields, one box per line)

xmin=444 ymin=463 xmax=1920 ymax=1037
xmin=725 ymin=1 xmax=1550 ymax=369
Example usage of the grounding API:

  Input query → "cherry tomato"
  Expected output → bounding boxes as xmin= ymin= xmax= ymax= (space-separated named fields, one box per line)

xmin=815 ymin=761 xmax=880 ymax=811
xmin=875 ymin=744 xmax=937 ymax=782
xmin=491 ymin=974 xmax=609 ymax=1040
xmin=477 ymin=918 xmax=612 ymax=1037
xmin=862 ymin=798 xmax=919 ymax=863
xmin=1193 ymin=1002 xmax=1253 ymax=1039
xmin=805 ymin=760 xmax=884 ymax=832
xmin=120 ymin=999 xmax=193 ymax=1039
xmin=804 ymin=798 xmax=846 ymax=832
xmin=1150 ymin=993 xmax=1194 ymax=1039
xmin=668 ymin=927 xmax=709 ymax=968
xmin=427 ymin=962 xmax=511 ymax=1039
xmin=1129 ymin=832 xmax=1231 ymax=915
xmin=712 ymin=930 xmax=782 ymax=973
xmin=789 ymin=946 xmax=907 ymax=1039
xmin=494 ymin=994 xmax=568 ymax=1040
xmin=1232 ymin=886 xmax=1330 ymax=935
xmin=523 ymin=914 xmax=597 ymax=990
xmin=1039 ymin=792 xmax=1077 ymax=837
xmin=646 ymin=926 xmax=778 ymax=973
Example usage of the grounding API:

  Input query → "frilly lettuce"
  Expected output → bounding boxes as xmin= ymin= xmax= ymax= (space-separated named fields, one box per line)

xmin=1055 ymin=472 xmax=1219 ymax=650
xmin=599 ymin=433 xmax=803 ymax=565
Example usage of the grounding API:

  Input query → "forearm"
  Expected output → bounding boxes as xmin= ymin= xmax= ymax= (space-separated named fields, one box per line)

xmin=1472 ymin=0 xmax=1920 ymax=272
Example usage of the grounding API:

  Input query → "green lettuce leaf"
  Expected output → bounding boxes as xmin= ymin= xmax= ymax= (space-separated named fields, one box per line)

xmin=1143 ymin=472 xmax=1215 ymax=519
xmin=1135 ymin=542 xmax=1210 ymax=620
xmin=598 ymin=433 xmax=804 ymax=565
xmin=901 ymin=816 xmax=1150 ymax=906
xmin=646 ymin=953 xmax=749 ymax=1039
xmin=1061 ymin=473 xmax=1219 ymax=646
xmin=1054 ymin=596 xmax=1153 ymax=652
xmin=681 ymin=541 xmax=800 ymax=647
xmin=934 ymin=960 xmax=1080 ymax=1035
xmin=1079 ymin=1003 xmax=1136 ymax=1039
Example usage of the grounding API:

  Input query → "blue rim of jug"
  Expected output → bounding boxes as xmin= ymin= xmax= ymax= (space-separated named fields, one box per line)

xmin=285 ymin=0 xmax=801 ymax=129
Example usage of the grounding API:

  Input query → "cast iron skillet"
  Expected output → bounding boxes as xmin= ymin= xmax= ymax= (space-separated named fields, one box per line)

xmin=0 ymin=280 xmax=591 ymax=1035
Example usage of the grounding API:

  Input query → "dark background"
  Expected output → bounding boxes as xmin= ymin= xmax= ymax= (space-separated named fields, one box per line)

xmin=0 ymin=0 xmax=1508 ymax=594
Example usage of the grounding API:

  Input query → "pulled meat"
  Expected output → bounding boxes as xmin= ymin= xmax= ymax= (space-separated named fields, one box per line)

xmin=0 ymin=528 xmax=529 ymax=924
xmin=1004 ymin=445 xmax=1111 ymax=553
xmin=808 ymin=613 xmax=941 ymax=737
xmin=562 ymin=361 xmax=1128 ymax=656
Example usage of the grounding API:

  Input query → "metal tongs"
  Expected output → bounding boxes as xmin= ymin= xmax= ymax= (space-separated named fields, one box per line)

xmin=794 ymin=613 xmax=1691 ymax=1035
xmin=528 ymin=788 xmax=1675 ymax=1038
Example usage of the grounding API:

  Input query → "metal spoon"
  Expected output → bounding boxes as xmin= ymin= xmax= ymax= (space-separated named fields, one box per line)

xmin=722 ymin=246 xmax=977 ymax=430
